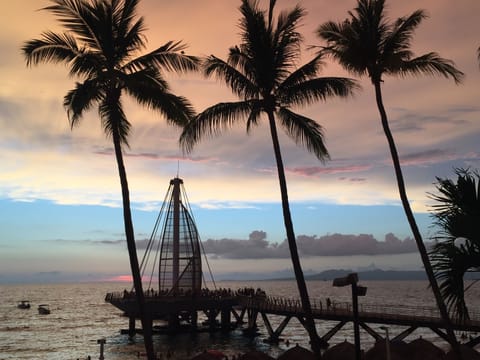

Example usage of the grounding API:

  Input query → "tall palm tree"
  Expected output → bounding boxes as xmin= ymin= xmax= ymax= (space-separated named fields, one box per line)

xmin=22 ymin=1 xmax=198 ymax=358
xmin=429 ymin=168 xmax=480 ymax=322
xmin=180 ymin=0 xmax=356 ymax=354
xmin=317 ymin=0 xmax=464 ymax=351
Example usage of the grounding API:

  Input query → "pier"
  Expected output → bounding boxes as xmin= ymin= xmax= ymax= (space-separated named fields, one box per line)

xmin=105 ymin=289 xmax=480 ymax=349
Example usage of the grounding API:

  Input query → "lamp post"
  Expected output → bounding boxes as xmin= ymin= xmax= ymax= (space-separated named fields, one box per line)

xmin=333 ymin=273 xmax=367 ymax=360
xmin=380 ymin=326 xmax=391 ymax=360
xmin=97 ymin=338 xmax=106 ymax=360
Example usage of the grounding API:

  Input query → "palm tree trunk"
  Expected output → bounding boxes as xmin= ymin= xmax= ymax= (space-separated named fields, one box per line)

xmin=267 ymin=111 xmax=322 ymax=356
xmin=373 ymin=81 xmax=461 ymax=356
xmin=112 ymin=133 xmax=155 ymax=360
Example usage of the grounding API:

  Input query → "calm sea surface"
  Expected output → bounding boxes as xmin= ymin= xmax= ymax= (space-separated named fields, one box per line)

xmin=1 ymin=280 xmax=479 ymax=359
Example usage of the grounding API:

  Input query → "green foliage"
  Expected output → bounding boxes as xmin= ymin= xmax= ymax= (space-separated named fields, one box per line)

xmin=429 ymin=168 xmax=480 ymax=321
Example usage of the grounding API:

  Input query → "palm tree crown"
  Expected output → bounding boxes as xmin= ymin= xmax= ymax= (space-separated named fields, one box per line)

xmin=318 ymin=0 xmax=463 ymax=84
xmin=23 ymin=0 xmax=198 ymax=142
xmin=181 ymin=0 xmax=356 ymax=155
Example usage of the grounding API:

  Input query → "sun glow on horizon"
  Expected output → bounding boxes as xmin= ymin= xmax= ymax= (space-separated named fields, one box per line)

xmin=105 ymin=275 xmax=133 ymax=283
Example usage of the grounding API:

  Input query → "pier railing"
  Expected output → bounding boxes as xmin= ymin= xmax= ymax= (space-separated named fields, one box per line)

xmin=238 ymin=295 xmax=480 ymax=327
xmin=105 ymin=291 xmax=480 ymax=328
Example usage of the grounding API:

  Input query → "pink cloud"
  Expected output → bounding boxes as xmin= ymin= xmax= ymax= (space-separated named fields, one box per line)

xmin=288 ymin=165 xmax=372 ymax=177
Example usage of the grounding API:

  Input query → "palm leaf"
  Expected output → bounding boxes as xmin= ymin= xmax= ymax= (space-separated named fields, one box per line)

xmin=429 ymin=168 xmax=480 ymax=320
xmin=279 ymin=76 xmax=357 ymax=107
xmin=44 ymin=0 xmax=101 ymax=51
xmin=22 ymin=31 xmax=79 ymax=66
xmin=180 ymin=101 xmax=254 ymax=153
xmin=98 ymin=95 xmax=131 ymax=147
xmin=205 ymin=55 xmax=258 ymax=99
xmin=64 ymin=79 xmax=103 ymax=127
xmin=123 ymin=69 xmax=194 ymax=126
xmin=382 ymin=10 xmax=426 ymax=56
xmin=388 ymin=52 xmax=464 ymax=83
xmin=277 ymin=108 xmax=329 ymax=161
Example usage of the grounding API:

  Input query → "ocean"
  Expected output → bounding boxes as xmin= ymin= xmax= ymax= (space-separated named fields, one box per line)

xmin=1 ymin=280 xmax=479 ymax=359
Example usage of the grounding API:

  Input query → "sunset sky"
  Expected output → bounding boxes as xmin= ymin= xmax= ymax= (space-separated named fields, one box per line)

xmin=0 ymin=0 xmax=479 ymax=283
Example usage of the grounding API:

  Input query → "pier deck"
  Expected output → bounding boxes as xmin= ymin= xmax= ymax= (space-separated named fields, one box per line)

xmin=105 ymin=291 xmax=480 ymax=347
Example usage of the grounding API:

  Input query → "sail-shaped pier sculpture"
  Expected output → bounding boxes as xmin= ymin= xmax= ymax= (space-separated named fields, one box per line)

xmin=156 ymin=177 xmax=202 ymax=295
xmin=105 ymin=177 xmax=239 ymax=335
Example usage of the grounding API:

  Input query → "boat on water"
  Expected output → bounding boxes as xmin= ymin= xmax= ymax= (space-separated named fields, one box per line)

xmin=17 ymin=300 xmax=31 ymax=309
xmin=38 ymin=304 xmax=50 ymax=315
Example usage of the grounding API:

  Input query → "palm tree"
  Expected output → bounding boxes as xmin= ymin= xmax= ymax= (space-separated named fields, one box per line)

xmin=429 ymin=168 xmax=480 ymax=321
xmin=22 ymin=1 xmax=198 ymax=358
xmin=317 ymin=0 xmax=464 ymax=351
xmin=180 ymin=0 xmax=356 ymax=354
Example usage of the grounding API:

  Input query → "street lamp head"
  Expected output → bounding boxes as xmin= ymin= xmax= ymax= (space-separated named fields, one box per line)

xmin=332 ymin=273 xmax=359 ymax=287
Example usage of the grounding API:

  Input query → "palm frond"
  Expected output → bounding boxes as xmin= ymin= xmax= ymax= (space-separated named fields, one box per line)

xmin=115 ymin=0 xmax=147 ymax=59
xmin=279 ymin=76 xmax=358 ymax=107
xmin=277 ymin=108 xmax=329 ymax=161
xmin=128 ymin=40 xmax=199 ymax=74
xmin=205 ymin=55 xmax=258 ymax=99
xmin=429 ymin=168 xmax=480 ymax=320
xmin=273 ymin=4 xmax=304 ymax=79
xmin=99 ymin=95 xmax=131 ymax=147
xmin=246 ymin=100 xmax=263 ymax=133
xmin=22 ymin=31 xmax=79 ymax=66
xmin=382 ymin=10 xmax=427 ymax=56
xmin=279 ymin=54 xmax=324 ymax=89
xmin=68 ymin=51 xmax=104 ymax=78
xmin=64 ymin=79 xmax=103 ymax=127
xmin=44 ymin=0 xmax=102 ymax=51
xmin=388 ymin=52 xmax=464 ymax=84
xmin=124 ymin=69 xmax=195 ymax=127
xmin=180 ymin=101 xmax=254 ymax=153
xmin=429 ymin=241 xmax=471 ymax=321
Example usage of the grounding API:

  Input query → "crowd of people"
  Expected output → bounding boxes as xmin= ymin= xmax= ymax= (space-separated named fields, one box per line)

xmin=113 ymin=286 xmax=267 ymax=300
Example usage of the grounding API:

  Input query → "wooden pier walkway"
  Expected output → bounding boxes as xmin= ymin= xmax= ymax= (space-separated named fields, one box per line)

xmin=105 ymin=291 xmax=480 ymax=348
xmin=239 ymin=295 xmax=480 ymax=347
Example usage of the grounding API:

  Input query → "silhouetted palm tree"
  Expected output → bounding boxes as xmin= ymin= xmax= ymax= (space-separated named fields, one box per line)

xmin=22 ymin=1 xmax=198 ymax=358
xmin=429 ymin=168 xmax=480 ymax=321
xmin=317 ymin=0 xmax=464 ymax=350
xmin=180 ymin=0 xmax=356 ymax=354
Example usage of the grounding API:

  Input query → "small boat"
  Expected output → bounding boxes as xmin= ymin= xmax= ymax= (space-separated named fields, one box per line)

xmin=38 ymin=304 xmax=50 ymax=315
xmin=17 ymin=300 xmax=31 ymax=309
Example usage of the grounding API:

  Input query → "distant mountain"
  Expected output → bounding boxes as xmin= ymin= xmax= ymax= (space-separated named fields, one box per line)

xmin=306 ymin=269 xmax=479 ymax=281
xmin=215 ymin=268 xmax=479 ymax=282
xmin=304 ymin=269 xmax=428 ymax=281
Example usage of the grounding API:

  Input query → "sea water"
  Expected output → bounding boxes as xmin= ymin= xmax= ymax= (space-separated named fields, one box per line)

xmin=0 ymin=280 xmax=479 ymax=359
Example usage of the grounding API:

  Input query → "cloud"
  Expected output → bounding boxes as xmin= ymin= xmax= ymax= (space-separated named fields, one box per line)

xmin=201 ymin=231 xmax=423 ymax=259
xmin=287 ymin=164 xmax=373 ymax=177
xmin=400 ymin=149 xmax=456 ymax=166
xmin=399 ymin=149 xmax=480 ymax=167
xmin=390 ymin=113 xmax=469 ymax=133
